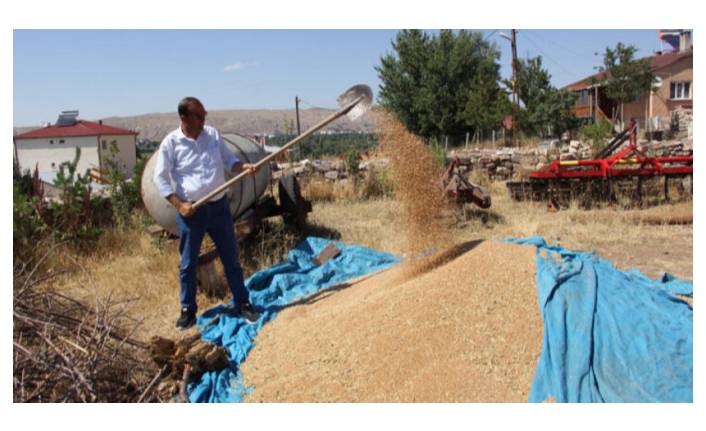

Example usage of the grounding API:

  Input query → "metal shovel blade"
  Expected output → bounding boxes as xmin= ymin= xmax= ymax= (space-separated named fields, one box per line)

xmin=336 ymin=84 xmax=373 ymax=121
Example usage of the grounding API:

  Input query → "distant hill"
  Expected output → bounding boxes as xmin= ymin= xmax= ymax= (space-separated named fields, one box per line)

xmin=14 ymin=107 xmax=377 ymax=142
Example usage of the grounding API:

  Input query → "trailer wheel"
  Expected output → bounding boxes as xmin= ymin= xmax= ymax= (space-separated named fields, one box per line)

xmin=279 ymin=175 xmax=310 ymax=230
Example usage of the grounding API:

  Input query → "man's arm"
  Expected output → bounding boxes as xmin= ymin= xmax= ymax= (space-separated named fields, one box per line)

xmin=153 ymin=138 xmax=195 ymax=217
xmin=215 ymin=128 xmax=256 ymax=176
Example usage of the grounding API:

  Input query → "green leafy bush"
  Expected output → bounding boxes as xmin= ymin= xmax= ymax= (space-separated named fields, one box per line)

xmin=343 ymin=148 xmax=361 ymax=176
xmin=103 ymin=141 xmax=145 ymax=226
xmin=359 ymin=165 xmax=395 ymax=200
xmin=46 ymin=147 xmax=105 ymax=244
xmin=580 ymin=120 xmax=614 ymax=156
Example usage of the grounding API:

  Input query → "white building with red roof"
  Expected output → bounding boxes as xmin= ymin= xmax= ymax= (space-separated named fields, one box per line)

xmin=14 ymin=110 xmax=139 ymax=180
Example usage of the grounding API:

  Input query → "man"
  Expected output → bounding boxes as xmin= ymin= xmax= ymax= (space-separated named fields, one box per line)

xmin=153 ymin=96 xmax=260 ymax=329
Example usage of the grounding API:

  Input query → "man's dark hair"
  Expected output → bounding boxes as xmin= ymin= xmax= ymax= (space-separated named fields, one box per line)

xmin=178 ymin=97 xmax=202 ymax=117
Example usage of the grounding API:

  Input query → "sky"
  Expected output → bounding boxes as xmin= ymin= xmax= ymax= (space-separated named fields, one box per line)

xmin=13 ymin=29 xmax=668 ymax=127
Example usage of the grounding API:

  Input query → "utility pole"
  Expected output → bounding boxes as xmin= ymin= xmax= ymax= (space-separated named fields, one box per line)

xmin=294 ymin=96 xmax=302 ymax=136
xmin=510 ymin=29 xmax=519 ymax=147
xmin=500 ymin=30 xmax=520 ymax=147
xmin=294 ymin=96 xmax=302 ymax=160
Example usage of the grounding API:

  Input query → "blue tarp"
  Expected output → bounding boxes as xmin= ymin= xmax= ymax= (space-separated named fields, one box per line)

xmin=504 ymin=237 xmax=693 ymax=403
xmin=187 ymin=237 xmax=400 ymax=403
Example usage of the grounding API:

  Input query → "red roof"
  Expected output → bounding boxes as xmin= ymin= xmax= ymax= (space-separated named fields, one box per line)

xmin=563 ymin=49 xmax=693 ymax=91
xmin=14 ymin=120 xmax=138 ymax=140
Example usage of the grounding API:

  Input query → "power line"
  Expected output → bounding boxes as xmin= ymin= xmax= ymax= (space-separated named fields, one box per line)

xmin=524 ymin=29 xmax=587 ymax=60
xmin=519 ymin=31 xmax=584 ymax=82
xmin=483 ymin=29 xmax=498 ymax=41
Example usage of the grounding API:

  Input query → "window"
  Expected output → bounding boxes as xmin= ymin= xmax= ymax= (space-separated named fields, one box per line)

xmin=670 ymin=82 xmax=691 ymax=100
xmin=102 ymin=140 xmax=107 ymax=150
xmin=576 ymin=90 xmax=589 ymax=105
xmin=59 ymin=139 xmax=65 ymax=144
xmin=49 ymin=140 xmax=54 ymax=144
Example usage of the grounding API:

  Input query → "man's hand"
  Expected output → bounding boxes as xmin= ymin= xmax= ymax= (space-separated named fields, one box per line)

xmin=234 ymin=162 xmax=257 ymax=176
xmin=178 ymin=201 xmax=196 ymax=218
xmin=167 ymin=194 xmax=195 ymax=218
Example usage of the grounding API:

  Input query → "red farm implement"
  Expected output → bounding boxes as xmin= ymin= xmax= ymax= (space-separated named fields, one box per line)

xmin=506 ymin=120 xmax=693 ymax=207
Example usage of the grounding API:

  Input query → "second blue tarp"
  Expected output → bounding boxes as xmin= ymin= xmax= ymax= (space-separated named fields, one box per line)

xmin=504 ymin=237 xmax=693 ymax=403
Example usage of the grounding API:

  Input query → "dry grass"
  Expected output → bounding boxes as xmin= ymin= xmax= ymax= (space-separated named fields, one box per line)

xmin=48 ymin=213 xmax=307 ymax=341
xmin=302 ymin=177 xmax=357 ymax=203
xmin=50 ymin=221 xmax=188 ymax=340
xmin=309 ymin=179 xmax=693 ymax=280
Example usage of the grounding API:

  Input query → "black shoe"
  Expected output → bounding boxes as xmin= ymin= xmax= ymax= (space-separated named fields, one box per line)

xmin=223 ymin=302 xmax=239 ymax=317
xmin=176 ymin=307 xmax=196 ymax=329
xmin=240 ymin=302 xmax=260 ymax=324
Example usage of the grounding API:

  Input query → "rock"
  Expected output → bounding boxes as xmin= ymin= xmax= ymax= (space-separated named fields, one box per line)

xmin=495 ymin=166 xmax=511 ymax=178
xmin=324 ymin=171 xmax=339 ymax=181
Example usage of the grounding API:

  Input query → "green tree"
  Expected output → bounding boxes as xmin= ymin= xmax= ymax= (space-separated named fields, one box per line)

xmin=49 ymin=147 xmax=104 ymax=243
xmin=511 ymin=56 xmax=578 ymax=137
xmin=594 ymin=42 xmax=655 ymax=126
xmin=343 ymin=147 xmax=361 ymax=176
xmin=376 ymin=29 xmax=509 ymax=143
xmin=580 ymin=119 xmax=614 ymax=156
xmin=104 ymin=141 xmax=145 ymax=225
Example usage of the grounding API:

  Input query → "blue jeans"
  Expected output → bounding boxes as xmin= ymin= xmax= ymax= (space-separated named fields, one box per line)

xmin=176 ymin=195 xmax=249 ymax=313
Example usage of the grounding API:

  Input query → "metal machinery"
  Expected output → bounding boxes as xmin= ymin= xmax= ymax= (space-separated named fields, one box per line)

xmin=441 ymin=157 xmax=492 ymax=209
xmin=506 ymin=120 xmax=693 ymax=207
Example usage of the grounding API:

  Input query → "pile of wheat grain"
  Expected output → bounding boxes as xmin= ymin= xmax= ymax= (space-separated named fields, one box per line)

xmin=240 ymin=240 xmax=542 ymax=402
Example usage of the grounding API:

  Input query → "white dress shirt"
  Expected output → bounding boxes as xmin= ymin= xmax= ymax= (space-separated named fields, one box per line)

xmin=153 ymin=125 xmax=240 ymax=202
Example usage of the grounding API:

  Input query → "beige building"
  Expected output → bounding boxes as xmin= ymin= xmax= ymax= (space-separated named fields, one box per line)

xmin=14 ymin=111 xmax=138 ymax=180
xmin=565 ymin=30 xmax=693 ymax=138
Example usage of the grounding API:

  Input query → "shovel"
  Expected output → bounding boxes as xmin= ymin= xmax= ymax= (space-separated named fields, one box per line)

xmin=193 ymin=84 xmax=373 ymax=209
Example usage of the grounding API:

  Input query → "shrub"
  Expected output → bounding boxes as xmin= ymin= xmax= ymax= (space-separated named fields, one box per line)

xmin=343 ymin=148 xmax=361 ymax=176
xmin=13 ymin=182 xmax=48 ymax=261
xmin=580 ymin=119 xmax=613 ymax=157
xmin=46 ymin=148 xmax=106 ymax=245
xmin=358 ymin=165 xmax=395 ymax=200
xmin=104 ymin=141 xmax=146 ymax=226
xmin=429 ymin=140 xmax=448 ymax=170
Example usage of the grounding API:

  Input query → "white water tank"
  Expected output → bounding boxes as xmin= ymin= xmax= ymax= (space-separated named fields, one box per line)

xmin=141 ymin=133 xmax=272 ymax=236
